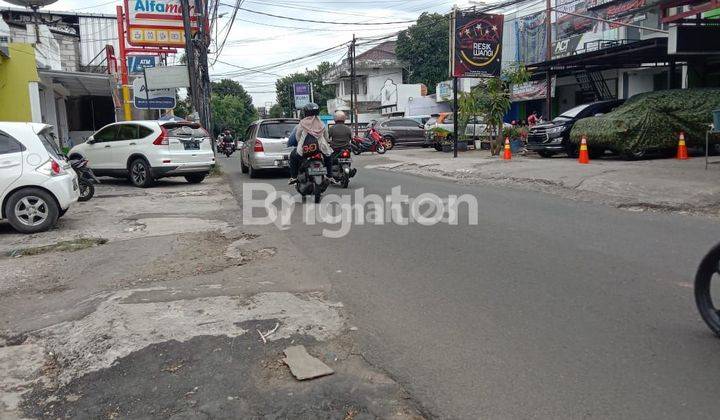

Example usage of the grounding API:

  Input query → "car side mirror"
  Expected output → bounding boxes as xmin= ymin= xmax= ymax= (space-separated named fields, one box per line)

xmin=86 ymin=136 xmax=96 ymax=144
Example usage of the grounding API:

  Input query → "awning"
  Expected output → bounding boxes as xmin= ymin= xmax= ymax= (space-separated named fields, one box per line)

xmin=528 ymin=38 xmax=672 ymax=76
xmin=38 ymin=69 xmax=113 ymax=97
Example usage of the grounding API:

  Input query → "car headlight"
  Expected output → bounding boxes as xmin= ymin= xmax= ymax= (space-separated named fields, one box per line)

xmin=547 ymin=126 xmax=565 ymax=135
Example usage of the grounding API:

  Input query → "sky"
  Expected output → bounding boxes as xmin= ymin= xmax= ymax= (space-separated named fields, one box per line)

xmin=33 ymin=0 xmax=480 ymax=106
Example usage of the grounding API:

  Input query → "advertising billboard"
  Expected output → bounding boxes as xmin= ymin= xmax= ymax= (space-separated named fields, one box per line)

xmin=132 ymin=77 xmax=176 ymax=109
xmin=124 ymin=0 xmax=200 ymax=47
xmin=293 ymin=82 xmax=311 ymax=109
xmin=451 ymin=10 xmax=504 ymax=78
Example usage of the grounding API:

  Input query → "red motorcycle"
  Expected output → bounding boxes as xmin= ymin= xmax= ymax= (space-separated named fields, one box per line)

xmin=351 ymin=128 xmax=386 ymax=155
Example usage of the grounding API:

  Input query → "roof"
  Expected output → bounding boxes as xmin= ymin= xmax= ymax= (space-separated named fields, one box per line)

xmin=38 ymin=69 xmax=113 ymax=97
xmin=0 ymin=6 xmax=115 ymax=19
xmin=356 ymin=41 xmax=397 ymax=61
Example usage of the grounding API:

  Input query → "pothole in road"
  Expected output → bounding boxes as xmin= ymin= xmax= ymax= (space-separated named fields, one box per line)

xmin=4 ymin=238 xmax=108 ymax=258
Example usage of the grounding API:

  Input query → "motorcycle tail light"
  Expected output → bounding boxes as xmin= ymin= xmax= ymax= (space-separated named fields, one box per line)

xmin=254 ymin=140 xmax=264 ymax=152
xmin=341 ymin=149 xmax=350 ymax=158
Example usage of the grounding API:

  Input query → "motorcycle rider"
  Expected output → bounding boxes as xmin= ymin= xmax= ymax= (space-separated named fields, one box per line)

xmin=287 ymin=102 xmax=333 ymax=185
xmin=327 ymin=111 xmax=352 ymax=177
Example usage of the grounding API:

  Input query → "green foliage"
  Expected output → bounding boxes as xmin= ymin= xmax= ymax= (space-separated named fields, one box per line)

xmin=502 ymin=125 xmax=528 ymax=140
xmin=570 ymin=88 xmax=720 ymax=155
xmin=209 ymin=79 xmax=257 ymax=136
xmin=275 ymin=62 xmax=335 ymax=117
xmin=173 ymin=96 xmax=192 ymax=118
xmin=396 ymin=13 xmax=449 ymax=94
xmin=269 ymin=103 xmax=284 ymax=118
xmin=470 ymin=65 xmax=530 ymax=154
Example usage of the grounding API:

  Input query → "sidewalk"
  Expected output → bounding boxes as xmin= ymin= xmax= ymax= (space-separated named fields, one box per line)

xmin=368 ymin=148 xmax=720 ymax=215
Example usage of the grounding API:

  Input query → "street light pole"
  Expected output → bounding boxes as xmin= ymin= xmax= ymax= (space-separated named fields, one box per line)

xmin=545 ymin=0 xmax=552 ymax=120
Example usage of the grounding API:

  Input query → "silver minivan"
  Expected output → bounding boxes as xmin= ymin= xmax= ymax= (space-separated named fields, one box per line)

xmin=240 ymin=118 xmax=299 ymax=178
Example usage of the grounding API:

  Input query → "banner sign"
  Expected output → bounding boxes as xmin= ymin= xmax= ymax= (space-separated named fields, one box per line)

xmin=436 ymin=80 xmax=453 ymax=102
xmin=511 ymin=77 xmax=556 ymax=102
xmin=143 ymin=65 xmax=190 ymax=89
xmin=293 ymin=82 xmax=311 ymax=109
xmin=132 ymin=77 xmax=176 ymax=109
xmin=452 ymin=10 xmax=504 ymax=78
xmin=124 ymin=0 xmax=200 ymax=47
xmin=127 ymin=55 xmax=157 ymax=73
xmin=515 ymin=11 xmax=547 ymax=65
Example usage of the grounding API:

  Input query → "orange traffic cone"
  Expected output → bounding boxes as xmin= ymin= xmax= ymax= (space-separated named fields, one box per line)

xmin=578 ymin=136 xmax=590 ymax=164
xmin=502 ymin=137 xmax=512 ymax=160
xmin=676 ymin=132 xmax=689 ymax=160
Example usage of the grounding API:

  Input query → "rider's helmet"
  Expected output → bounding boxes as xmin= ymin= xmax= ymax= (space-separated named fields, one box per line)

xmin=303 ymin=102 xmax=320 ymax=118
xmin=333 ymin=111 xmax=346 ymax=122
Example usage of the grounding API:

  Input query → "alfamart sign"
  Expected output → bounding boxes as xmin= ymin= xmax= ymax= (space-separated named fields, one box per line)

xmin=124 ymin=0 xmax=200 ymax=47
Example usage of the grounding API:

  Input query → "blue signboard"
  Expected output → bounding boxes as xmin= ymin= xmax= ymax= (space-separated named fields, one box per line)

xmin=127 ymin=55 xmax=157 ymax=73
xmin=132 ymin=77 xmax=176 ymax=109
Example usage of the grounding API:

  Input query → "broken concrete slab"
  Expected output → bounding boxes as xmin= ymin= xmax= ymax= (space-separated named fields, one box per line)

xmin=283 ymin=345 xmax=334 ymax=380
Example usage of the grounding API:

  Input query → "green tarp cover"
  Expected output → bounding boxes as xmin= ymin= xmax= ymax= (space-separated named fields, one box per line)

xmin=570 ymin=89 xmax=720 ymax=154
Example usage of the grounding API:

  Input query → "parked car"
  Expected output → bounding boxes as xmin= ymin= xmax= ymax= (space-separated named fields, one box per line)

xmin=69 ymin=120 xmax=214 ymax=188
xmin=374 ymin=117 xmax=426 ymax=148
xmin=527 ymin=100 xmax=624 ymax=158
xmin=424 ymin=113 xmax=506 ymax=150
xmin=240 ymin=118 xmax=299 ymax=178
xmin=1 ymin=122 xmax=79 ymax=233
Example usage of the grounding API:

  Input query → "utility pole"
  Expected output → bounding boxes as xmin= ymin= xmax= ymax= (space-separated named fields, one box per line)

xmin=180 ymin=0 xmax=212 ymax=133
xmin=349 ymin=34 xmax=357 ymax=136
xmin=545 ymin=0 xmax=552 ymax=120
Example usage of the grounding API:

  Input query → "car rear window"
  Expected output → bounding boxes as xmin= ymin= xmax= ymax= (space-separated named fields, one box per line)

xmin=37 ymin=129 xmax=62 ymax=160
xmin=164 ymin=123 xmax=209 ymax=138
xmin=258 ymin=122 xmax=296 ymax=139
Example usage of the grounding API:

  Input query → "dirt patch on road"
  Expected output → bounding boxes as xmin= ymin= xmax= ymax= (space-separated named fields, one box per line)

xmin=5 ymin=238 xmax=108 ymax=258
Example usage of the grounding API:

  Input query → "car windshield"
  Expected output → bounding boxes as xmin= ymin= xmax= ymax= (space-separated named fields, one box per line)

xmin=555 ymin=104 xmax=591 ymax=121
xmin=37 ymin=128 xmax=63 ymax=160
xmin=258 ymin=122 xmax=297 ymax=139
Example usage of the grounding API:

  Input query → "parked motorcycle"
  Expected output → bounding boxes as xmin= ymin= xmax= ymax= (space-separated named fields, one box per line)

xmin=351 ymin=135 xmax=386 ymax=155
xmin=695 ymin=242 xmax=720 ymax=336
xmin=69 ymin=157 xmax=99 ymax=202
xmin=330 ymin=148 xmax=357 ymax=188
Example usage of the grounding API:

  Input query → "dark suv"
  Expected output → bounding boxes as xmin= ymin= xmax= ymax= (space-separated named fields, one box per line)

xmin=527 ymin=100 xmax=624 ymax=157
xmin=375 ymin=118 xmax=427 ymax=148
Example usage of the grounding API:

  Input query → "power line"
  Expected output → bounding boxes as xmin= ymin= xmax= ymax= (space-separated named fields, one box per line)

xmin=222 ymin=4 xmax=417 ymax=25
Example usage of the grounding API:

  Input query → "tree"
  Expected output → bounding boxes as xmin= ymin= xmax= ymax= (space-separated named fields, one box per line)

xmin=396 ymin=13 xmax=449 ymax=94
xmin=209 ymin=79 xmax=257 ymax=136
xmin=472 ymin=65 xmax=531 ymax=155
xmin=269 ymin=103 xmax=284 ymax=118
xmin=275 ymin=61 xmax=336 ymax=117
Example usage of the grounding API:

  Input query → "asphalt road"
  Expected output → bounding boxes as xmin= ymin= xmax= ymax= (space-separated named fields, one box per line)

xmin=222 ymin=154 xmax=720 ymax=419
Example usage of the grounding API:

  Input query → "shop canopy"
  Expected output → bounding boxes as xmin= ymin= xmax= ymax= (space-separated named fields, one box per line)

xmin=38 ymin=69 xmax=114 ymax=97
xmin=527 ymin=38 xmax=672 ymax=76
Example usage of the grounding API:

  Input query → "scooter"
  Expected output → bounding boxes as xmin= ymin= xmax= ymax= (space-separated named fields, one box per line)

xmin=69 ymin=157 xmax=99 ymax=202
xmin=217 ymin=139 xmax=236 ymax=157
xmin=330 ymin=148 xmax=357 ymax=188
xmin=295 ymin=152 xmax=329 ymax=203
xmin=350 ymin=135 xmax=386 ymax=155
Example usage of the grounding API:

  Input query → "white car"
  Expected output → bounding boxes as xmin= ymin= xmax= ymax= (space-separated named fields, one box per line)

xmin=0 ymin=122 xmax=79 ymax=233
xmin=69 ymin=120 xmax=215 ymax=188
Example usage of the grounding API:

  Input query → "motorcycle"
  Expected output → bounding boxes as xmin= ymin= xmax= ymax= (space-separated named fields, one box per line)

xmin=695 ymin=242 xmax=720 ymax=336
xmin=330 ymin=148 xmax=357 ymax=189
xmin=217 ymin=138 xmax=236 ymax=157
xmin=295 ymin=152 xmax=329 ymax=203
xmin=69 ymin=157 xmax=99 ymax=202
xmin=350 ymin=134 xmax=386 ymax=155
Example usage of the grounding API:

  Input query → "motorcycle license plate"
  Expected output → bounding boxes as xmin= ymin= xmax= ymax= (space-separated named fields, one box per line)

xmin=275 ymin=160 xmax=287 ymax=167
xmin=337 ymin=158 xmax=351 ymax=164
xmin=307 ymin=165 xmax=326 ymax=176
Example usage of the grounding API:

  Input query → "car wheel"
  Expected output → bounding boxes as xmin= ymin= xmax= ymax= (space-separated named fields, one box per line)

xmin=537 ymin=151 xmax=555 ymax=158
xmin=383 ymin=136 xmax=395 ymax=150
xmin=695 ymin=242 xmax=720 ymax=337
xmin=185 ymin=174 xmax=207 ymax=184
xmin=588 ymin=148 xmax=605 ymax=159
xmin=248 ymin=164 xmax=260 ymax=179
xmin=129 ymin=158 xmax=154 ymax=188
xmin=622 ymin=148 xmax=646 ymax=160
xmin=433 ymin=142 xmax=443 ymax=152
xmin=422 ymin=144 xmax=429 ymax=148
xmin=59 ymin=208 xmax=68 ymax=218
xmin=565 ymin=144 xmax=579 ymax=158
xmin=4 ymin=188 xmax=59 ymax=234
xmin=240 ymin=157 xmax=249 ymax=174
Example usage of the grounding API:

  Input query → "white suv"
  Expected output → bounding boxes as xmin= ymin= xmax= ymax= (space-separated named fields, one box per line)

xmin=69 ymin=120 xmax=215 ymax=188
xmin=1 ymin=122 xmax=79 ymax=233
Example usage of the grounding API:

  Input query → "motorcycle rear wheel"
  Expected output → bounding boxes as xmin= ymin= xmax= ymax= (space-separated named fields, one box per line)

xmin=78 ymin=180 xmax=95 ymax=202
xmin=376 ymin=144 xmax=386 ymax=154
xmin=695 ymin=242 xmax=720 ymax=336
